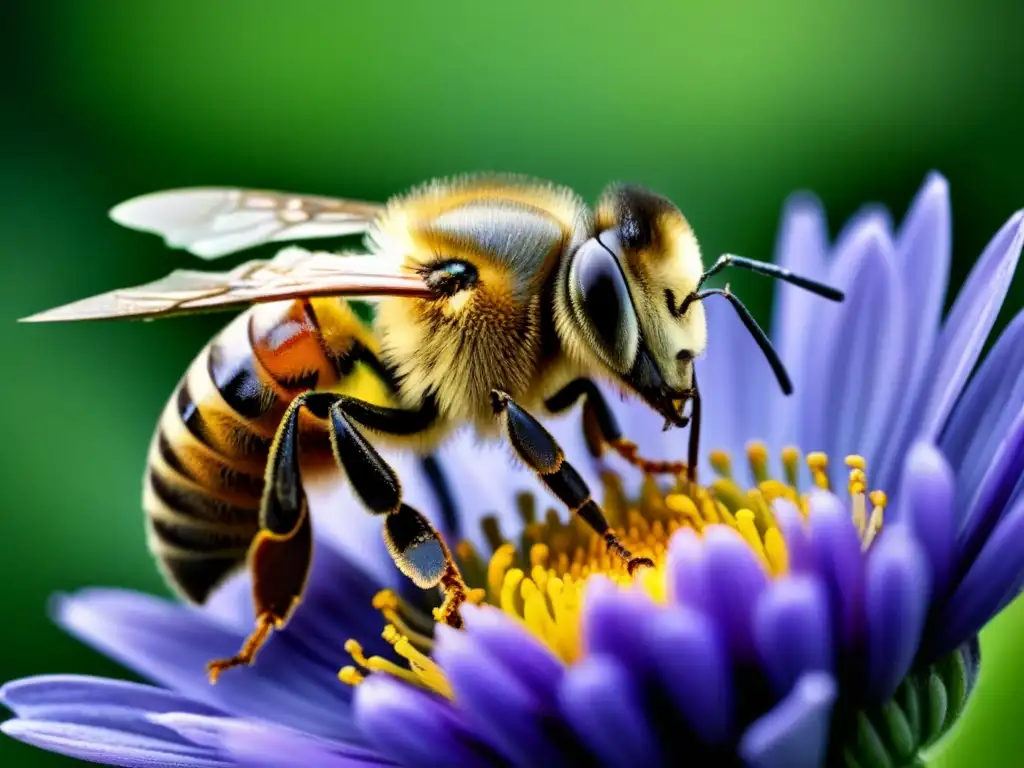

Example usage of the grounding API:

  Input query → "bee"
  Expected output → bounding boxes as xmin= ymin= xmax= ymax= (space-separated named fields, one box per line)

xmin=22 ymin=174 xmax=843 ymax=681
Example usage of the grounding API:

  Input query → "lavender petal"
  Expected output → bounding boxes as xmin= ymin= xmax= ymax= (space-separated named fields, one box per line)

xmin=772 ymin=499 xmax=814 ymax=573
xmin=1 ymin=675 xmax=221 ymax=720
xmin=894 ymin=173 xmax=952 ymax=404
xmin=694 ymin=299 xmax=745 ymax=470
xmin=770 ymin=192 xmax=830 ymax=449
xmin=700 ymin=525 xmax=769 ymax=662
xmin=153 ymin=713 xmax=390 ymax=767
xmin=1 ymin=715 xmax=229 ymax=768
xmin=581 ymin=576 xmax=660 ymax=674
xmin=956 ymin=412 xmax=1024 ymax=577
xmin=460 ymin=604 xmax=564 ymax=702
xmin=754 ymin=576 xmax=833 ymax=698
xmin=806 ymin=491 xmax=865 ymax=651
xmin=666 ymin=528 xmax=712 ymax=614
xmin=797 ymin=210 xmax=891 ymax=459
xmin=865 ymin=525 xmax=931 ymax=703
xmin=918 ymin=209 xmax=1024 ymax=439
xmin=433 ymin=624 xmax=569 ymax=767
xmin=878 ymin=209 xmax=1024 ymax=491
xmin=52 ymin=589 xmax=359 ymax=742
xmin=807 ymin=220 xmax=906 ymax=471
xmin=644 ymin=604 xmax=733 ymax=745
xmin=557 ymin=654 xmax=662 ymax=768
xmin=739 ymin=672 xmax=837 ymax=768
xmin=892 ymin=443 xmax=957 ymax=599
xmin=354 ymin=676 xmax=495 ymax=768
xmin=932 ymin=497 xmax=1024 ymax=657
xmin=940 ymin=312 xmax=1024 ymax=503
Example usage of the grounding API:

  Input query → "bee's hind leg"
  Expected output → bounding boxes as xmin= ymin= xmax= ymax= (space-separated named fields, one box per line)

xmin=326 ymin=395 xmax=470 ymax=628
xmin=207 ymin=394 xmax=318 ymax=683
xmin=544 ymin=378 xmax=692 ymax=478
xmin=490 ymin=390 xmax=654 ymax=576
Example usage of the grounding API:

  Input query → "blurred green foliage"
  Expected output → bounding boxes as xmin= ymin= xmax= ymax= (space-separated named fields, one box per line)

xmin=1 ymin=1 xmax=1022 ymax=765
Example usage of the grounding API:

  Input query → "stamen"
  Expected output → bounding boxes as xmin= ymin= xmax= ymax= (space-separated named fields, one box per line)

xmin=341 ymin=446 xmax=890 ymax=697
xmin=782 ymin=446 xmax=801 ymax=489
xmin=863 ymin=491 xmax=886 ymax=550
xmin=371 ymin=590 xmax=435 ymax=650
xmin=710 ymin=450 xmax=733 ymax=478
xmin=747 ymin=441 xmax=770 ymax=484
xmin=807 ymin=452 xmax=831 ymax=490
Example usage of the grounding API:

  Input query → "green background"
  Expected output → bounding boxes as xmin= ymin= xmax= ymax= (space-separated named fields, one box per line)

xmin=2 ymin=2 xmax=1022 ymax=765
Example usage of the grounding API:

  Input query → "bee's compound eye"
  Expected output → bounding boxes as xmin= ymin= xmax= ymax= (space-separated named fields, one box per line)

xmin=425 ymin=260 xmax=479 ymax=296
xmin=569 ymin=238 xmax=639 ymax=373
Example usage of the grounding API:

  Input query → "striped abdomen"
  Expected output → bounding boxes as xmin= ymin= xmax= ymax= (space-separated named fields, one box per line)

xmin=144 ymin=297 xmax=389 ymax=603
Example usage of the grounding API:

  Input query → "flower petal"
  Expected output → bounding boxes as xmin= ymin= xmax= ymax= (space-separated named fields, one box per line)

xmin=666 ymin=528 xmax=711 ymax=613
xmin=700 ymin=525 xmax=769 ymax=662
xmin=797 ymin=210 xmax=891 ymax=459
xmin=865 ymin=525 xmax=931 ymax=703
xmin=878 ymin=209 xmax=1024 ymax=490
xmin=581 ymin=576 xmax=660 ymax=673
xmin=805 ymin=219 xmax=906 ymax=471
xmin=754 ymin=576 xmax=832 ymax=698
xmin=460 ymin=604 xmax=564 ymax=702
xmin=894 ymin=173 xmax=952 ymax=403
xmin=644 ymin=604 xmax=733 ymax=745
xmin=153 ymin=713 xmax=389 ymax=767
xmin=1 ymin=675 xmax=220 ymax=720
xmin=694 ymin=298 xmax=746 ymax=468
xmin=354 ymin=676 xmax=496 ymax=768
xmin=52 ymin=589 xmax=359 ymax=742
xmin=558 ymin=654 xmax=662 ymax=768
xmin=933 ymin=497 xmax=1024 ymax=657
xmin=770 ymin=192 xmax=830 ymax=449
xmin=2 ymin=714 xmax=228 ymax=768
xmin=940 ymin=313 xmax=1024 ymax=500
xmin=771 ymin=499 xmax=814 ymax=573
xmin=433 ymin=624 xmax=571 ymax=767
xmin=739 ymin=672 xmax=836 ymax=768
xmin=918 ymin=209 xmax=1024 ymax=439
xmin=805 ymin=492 xmax=865 ymax=651
xmin=956 ymin=411 xmax=1024 ymax=577
xmin=892 ymin=443 xmax=957 ymax=599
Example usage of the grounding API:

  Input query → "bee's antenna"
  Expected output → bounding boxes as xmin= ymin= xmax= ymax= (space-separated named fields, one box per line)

xmin=682 ymin=288 xmax=793 ymax=395
xmin=696 ymin=254 xmax=845 ymax=302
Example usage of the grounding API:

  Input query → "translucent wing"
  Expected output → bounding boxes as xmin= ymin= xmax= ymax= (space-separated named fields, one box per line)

xmin=109 ymin=187 xmax=385 ymax=260
xmin=20 ymin=248 xmax=430 ymax=323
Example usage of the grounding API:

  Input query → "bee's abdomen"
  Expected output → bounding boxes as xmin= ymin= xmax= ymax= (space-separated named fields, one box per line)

xmin=144 ymin=299 xmax=365 ymax=604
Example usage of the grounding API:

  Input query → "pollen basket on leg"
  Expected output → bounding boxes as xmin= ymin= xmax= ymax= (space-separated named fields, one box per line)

xmin=340 ymin=445 xmax=889 ymax=690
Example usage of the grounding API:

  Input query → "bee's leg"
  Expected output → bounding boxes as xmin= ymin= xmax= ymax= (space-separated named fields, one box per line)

xmin=207 ymin=393 xmax=320 ymax=683
xmin=490 ymin=390 xmax=654 ymax=575
xmin=544 ymin=378 xmax=690 ymax=477
xmin=326 ymin=396 xmax=470 ymax=628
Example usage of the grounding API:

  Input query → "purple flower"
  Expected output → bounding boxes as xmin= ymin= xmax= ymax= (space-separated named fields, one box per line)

xmin=3 ymin=173 xmax=1022 ymax=767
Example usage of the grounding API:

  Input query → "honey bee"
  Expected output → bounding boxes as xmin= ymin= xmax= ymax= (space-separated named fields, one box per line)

xmin=22 ymin=174 xmax=843 ymax=681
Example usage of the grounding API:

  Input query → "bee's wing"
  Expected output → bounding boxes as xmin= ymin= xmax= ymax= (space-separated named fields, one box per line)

xmin=109 ymin=188 xmax=385 ymax=260
xmin=20 ymin=248 xmax=430 ymax=323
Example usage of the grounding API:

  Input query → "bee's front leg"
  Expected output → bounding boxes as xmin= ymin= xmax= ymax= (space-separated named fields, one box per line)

xmin=544 ymin=378 xmax=694 ymax=478
xmin=325 ymin=395 xmax=470 ymax=629
xmin=490 ymin=390 xmax=654 ymax=576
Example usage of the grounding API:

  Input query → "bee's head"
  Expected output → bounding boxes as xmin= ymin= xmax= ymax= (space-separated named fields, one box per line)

xmin=561 ymin=184 xmax=707 ymax=425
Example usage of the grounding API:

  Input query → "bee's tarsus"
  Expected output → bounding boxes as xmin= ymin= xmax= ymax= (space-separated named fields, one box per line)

xmin=206 ymin=612 xmax=277 ymax=684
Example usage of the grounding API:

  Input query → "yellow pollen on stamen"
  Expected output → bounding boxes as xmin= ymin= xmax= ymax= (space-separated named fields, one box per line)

xmin=782 ymin=446 xmax=801 ymax=488
xmin=340 ymin=447 xmax=890 ymax=691
xmin=710 ymin=450 xmax=733 ymax=479
xmin=807 ymin=452 xmax=831 ymax=490
xmin=747 ymin=441 xmax=770 ymax=484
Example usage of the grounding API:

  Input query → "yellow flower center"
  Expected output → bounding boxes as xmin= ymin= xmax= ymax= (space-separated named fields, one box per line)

xmin=339 ymin=444 xmax=887 ymax=697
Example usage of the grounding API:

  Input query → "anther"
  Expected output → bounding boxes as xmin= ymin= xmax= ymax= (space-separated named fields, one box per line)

xmin=781 ymin=446 xmax=801 ymax=489
xmin=806 ymin=452 xmax=831 ymax=490
xmin=746 ymin=441 xmax=770 ymax=484
xmin=710 ymin=450 xmax=733 ymax=478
